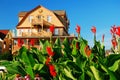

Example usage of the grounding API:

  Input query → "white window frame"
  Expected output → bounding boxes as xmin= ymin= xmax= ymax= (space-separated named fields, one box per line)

xmin=19 ymin=29 xmax=23 ymax=36
xmin=37 ymin=15 xmax=42 ymax=20
xmin=55 ymin=28 xmax=59 ymax=35
xmin=47 ymin=15 xmax=52 ymax=22
xmin=47 ymin=29 xmax=49 ymax=32
xmin=29 ymin=15 xmax=33 ymax=23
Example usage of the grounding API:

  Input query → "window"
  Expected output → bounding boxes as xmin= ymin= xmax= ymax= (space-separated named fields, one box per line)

xmin=19 ymin=29 xmax=22 ymax=35
xmin=47 ymin=15 xmax=52 ymax=22
xmin=37 ymin=15 xmax=42 ymax=20
xmin=47 ymin=29 xmax=49 ymax=32
xmin=19 ymin=29 xmax=23 ymax=35
xmin=28 ymin=29 xmax=31 ymax=33
xmin=4 ymin=42 xmax=6 ymax=49
xmin=29 ymin=15 xmax=33 ymax=23
xmin=55 ymin=28 xmax=59 ymax=35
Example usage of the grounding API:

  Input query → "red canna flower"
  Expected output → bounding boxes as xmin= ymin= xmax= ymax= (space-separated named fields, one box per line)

xmin=18 ymin=39 xmax=21 ymax=47
xmin=91 ymin=26 xmax=96 ymax=34
xmin=21 ymin=39 xmax=24 ymax=45
xmin=18 ymin=39 xmax=24 ymax=47
xmin=45 ymin=57 xmax=51 ymax=66
xmin=111 ymin=38 xmax=117 ymax=48
xmin=112 ymin=25 xmax=116 ymax=32
xmin=110 ymin=25 xmax=116 ymax=35
xmin=49 ymin=64 xmax=57 ymax=77
xmin=75 ymin=25 xmax=81 ymax=34
xmin=49 ymin=25 xmax=55 ymax=34
xmin=115 ymin=26 xmax=120 ymax=36
xmin=76 ymin=42 xmax=79 ymax=49
xmin=46 ymin=46 xmax=55 ymax=56
xmin=102 ymin=34 xmax=105 ymax=42
xmin=30 ymin=39 xmax=35 ymax=46
xmin=84 ymin=45 xmax=91 ymax=57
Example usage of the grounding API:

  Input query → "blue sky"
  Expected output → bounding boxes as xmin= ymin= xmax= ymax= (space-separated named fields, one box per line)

xmin=0 ymin=0 xmax=120 ymax=49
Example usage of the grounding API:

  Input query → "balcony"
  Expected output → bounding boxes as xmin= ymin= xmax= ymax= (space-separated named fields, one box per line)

xmin=32 ymin=19 xmax=53 ymax=27
xmin=32 ymin=19 xmax=42 ymax=26
xmin=22 ymin=30 xmax=52 ymax=37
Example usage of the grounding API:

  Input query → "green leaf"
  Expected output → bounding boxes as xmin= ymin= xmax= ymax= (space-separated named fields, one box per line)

xmin=72 ymin=48 xmax=78 ymax=56
xmin=39 ymin=40 xmax=50 ymax=54
xmin=90 ymin=66 xmax=103 ymax=80
xmin=62 ymin=38 xmax=71 ymax=53
xmin=64 ymin=68 xmax=77 ymax=80
xmin=105 ymin=54 xmax=120 ymax=67
xmin=79 ymin=38 xmax=88 ymax=57
xmin=54 ymin=38 xmax=61 ymax=47
xmin=109 ymin=60 xmax=120 ymax=72
xmin=33 ymin=64 xmax=44 ymax=71
xmin=100 ymin=63 xmax=117 ymax=80
xmin=76 ymin=55 xmax=87 ymax=71
xmin=25 ymin=66 xmax=34 ymax=79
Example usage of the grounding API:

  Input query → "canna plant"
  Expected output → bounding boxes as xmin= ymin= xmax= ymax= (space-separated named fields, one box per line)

xmin=0 ymin=25 xmax=120 ymax=80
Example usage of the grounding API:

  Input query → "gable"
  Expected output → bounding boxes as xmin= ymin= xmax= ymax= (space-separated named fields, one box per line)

xmin=16 ymin=5 xmax=64 ymax=28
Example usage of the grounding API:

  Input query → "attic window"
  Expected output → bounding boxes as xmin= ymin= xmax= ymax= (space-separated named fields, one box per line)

xmin=47 ymin=15 xmax=52 ymax=22
xmin=39 ymin=9 xmax=43 ymax=13
xmin=29 ymin=15 xmax=33 ymax=23
xmin=37 ymin=15 xmax=42 ymax=20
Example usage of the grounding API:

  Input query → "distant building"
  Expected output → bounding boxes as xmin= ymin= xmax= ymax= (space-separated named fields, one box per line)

xmin=12 ymin=5 xmax=76 ymax=53
xmin=0 ymin=30 xmax=12 ymax=53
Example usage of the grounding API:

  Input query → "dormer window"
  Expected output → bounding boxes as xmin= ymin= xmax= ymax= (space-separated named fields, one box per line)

xmin=47 ymin=15 xmax=52 ymax=22
xmin=37 ymin=15 xmax=42 ymax=20
xmin=29 ymin=15 xmax=33 ymax=23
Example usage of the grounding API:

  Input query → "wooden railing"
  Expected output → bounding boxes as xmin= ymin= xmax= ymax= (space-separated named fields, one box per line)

xmin=32 ymin=19 xmax=42 ymax=26
xmin=22 ymin=30 xmax=52 ymax=37
xmin=12 ymin=44 xmax=41 ymax=54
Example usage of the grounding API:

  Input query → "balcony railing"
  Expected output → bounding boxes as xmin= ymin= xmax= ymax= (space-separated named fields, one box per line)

xmin=32 ymin=19 xmax=42 ymax=26
xmin=22 ymin=30 xmax=52 ymax=37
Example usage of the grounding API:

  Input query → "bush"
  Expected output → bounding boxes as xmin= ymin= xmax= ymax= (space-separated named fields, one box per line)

xmin=0 ymin=52 xmax=13 ymax=61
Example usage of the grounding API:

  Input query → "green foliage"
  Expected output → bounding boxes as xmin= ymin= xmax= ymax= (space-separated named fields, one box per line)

xmin=0 ymin=37 xmax=120 ymax=80
xmin=0 ymin=52 xmax=13 ymax=61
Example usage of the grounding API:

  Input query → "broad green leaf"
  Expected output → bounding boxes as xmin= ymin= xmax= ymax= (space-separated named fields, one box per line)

xmin=100 ymin=63 xmax=117 ymax=80
xmin=54 ymin=38 xmax=61 ymax=47
xmin=25 ymin=66 xmax=34 ymax=79
xmin=33 ymin=64 xmax=44 ymax=71
xmin=40 ymin=40 xmax=50 ymax=54
xmin=76 ymin=55 xmax=87 ymax=71
xmin=105 ymin=54 xmax=120 ymax=67
xmin=72 ymin=48 xmax=78 ymax=56
xmin=90 ymin=66 xmax=103 ymax=80
xmin=109 ymin=60 xmax=120 ymax=72
xmin=79 ymin=38 xmax=88 ymax=57
xmin=86 ymin=70 xmax=95 ymax=80
xmin=62 ymin=38 xmax=71 ymax=53
xmin=64 ymin=68 xmax=77 ymax=80
xmin=27 ymin=52 xmax=35 ymax=67
xmin=79 ymin=72 xmax=85 ymax=80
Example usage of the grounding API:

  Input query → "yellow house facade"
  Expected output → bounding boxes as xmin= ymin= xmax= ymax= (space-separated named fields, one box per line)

xmin=0 ymin=30 xmax=12 ymax=53
xmin=12 ymin=5 xmax=75 ymax=53
xmin=16 ymin=5 xmax=69 ymax=37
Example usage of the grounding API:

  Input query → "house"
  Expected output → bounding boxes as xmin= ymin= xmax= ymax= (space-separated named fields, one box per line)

xmin=0 ymin=30 xmax=12 ymax=53
xmin=12 ymin=5 xmax=76 ymax=53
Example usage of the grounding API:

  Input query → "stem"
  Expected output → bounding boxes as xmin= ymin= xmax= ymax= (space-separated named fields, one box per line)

xmin=94 ymin=33 xmax=96 ymax=44
xmin=78 ymin=33 xmax=80 ymax=40
xmin=50 ymin=34 xmax=53 ymax=47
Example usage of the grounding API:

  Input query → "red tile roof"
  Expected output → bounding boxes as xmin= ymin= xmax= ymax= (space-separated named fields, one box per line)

xmin=0 ymin=30 xmax=9 ymax=35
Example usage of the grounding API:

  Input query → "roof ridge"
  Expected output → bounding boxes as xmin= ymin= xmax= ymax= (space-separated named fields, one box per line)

xmin=16 ymin=5 xmax=42 ymax=27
